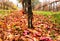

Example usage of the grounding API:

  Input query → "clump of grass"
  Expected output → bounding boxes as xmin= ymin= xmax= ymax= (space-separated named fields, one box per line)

xmin=0 ymin=10 xmax=14 ymax=18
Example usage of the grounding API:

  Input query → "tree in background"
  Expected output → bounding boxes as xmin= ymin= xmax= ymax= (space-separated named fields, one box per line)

xmin=0 ymin=0 xmax=18 ymax=10
xmin=31 ymin=0 xmax=40 ymax=10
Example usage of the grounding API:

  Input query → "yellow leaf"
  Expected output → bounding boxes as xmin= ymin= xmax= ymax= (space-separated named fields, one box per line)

xmin=0 ymin=38 xmax=2 ymax=41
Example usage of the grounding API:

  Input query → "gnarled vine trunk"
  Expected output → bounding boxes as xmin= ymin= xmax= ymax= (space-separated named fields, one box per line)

xmin=22 ymin=0 xmax=33 ymax=28
xmin=27 ymin=0 xmax=33 ymax=28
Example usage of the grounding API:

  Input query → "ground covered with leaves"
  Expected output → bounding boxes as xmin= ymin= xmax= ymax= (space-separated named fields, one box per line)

xmin=0 ymin=10 xmax=60 ymax=41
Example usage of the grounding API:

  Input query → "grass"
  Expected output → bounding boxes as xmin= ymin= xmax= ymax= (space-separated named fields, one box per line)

xmin=33 ymin=11 xmax=60 ymax=24
xmin=33 ymin=11 xmax=53 ymax=15
xmin=0 ymin=10 xmax=14 ymax=18
xmin=33 ymin=11 xmax=60 ymax=15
